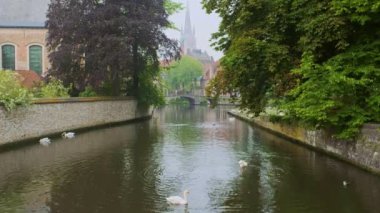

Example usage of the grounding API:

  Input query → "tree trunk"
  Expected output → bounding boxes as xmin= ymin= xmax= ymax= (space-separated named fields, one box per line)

xmin=111 ymin=69 xmax=120 ymax=96
xmin=132 ymin=43 xmax=139 ymax=96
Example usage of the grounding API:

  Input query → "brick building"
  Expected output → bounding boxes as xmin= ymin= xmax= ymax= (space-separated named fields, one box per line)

xmin=0 ymin=0 xmax=50 ymax=75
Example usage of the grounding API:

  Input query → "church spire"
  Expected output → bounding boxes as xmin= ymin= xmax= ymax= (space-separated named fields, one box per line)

xmin=184 ymin=0 xmax=192 ymax=34
xmin=181 ymin=0 xmax=197 ymax=54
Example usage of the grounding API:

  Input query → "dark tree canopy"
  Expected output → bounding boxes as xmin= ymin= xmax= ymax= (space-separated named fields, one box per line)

xmin=46 ymin=0 xmax=180 ymax=102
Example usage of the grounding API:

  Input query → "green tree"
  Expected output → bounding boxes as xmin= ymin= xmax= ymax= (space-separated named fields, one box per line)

xmin=163 ymin=56 xmax=203 ymax=95
xmin=202 ymin=0 xmax=380 ymax=138
xmin=205 ymin=65 xmax=238 ymax=106
xmin=203 ymin=0 xmax=298 ymax=114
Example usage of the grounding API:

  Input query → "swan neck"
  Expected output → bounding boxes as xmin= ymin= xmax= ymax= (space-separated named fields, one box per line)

xmin=183 ymin=192 xmax=188 ymax=201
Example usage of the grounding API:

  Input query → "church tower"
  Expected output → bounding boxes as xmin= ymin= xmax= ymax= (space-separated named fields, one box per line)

xmin=180 ymin=1 xmax=197 ymax=54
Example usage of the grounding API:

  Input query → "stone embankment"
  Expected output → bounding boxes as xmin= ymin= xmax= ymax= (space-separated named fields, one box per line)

xmin=229 ymin=109 xmax=380 ymax=174
xmin=0 ymin=97 xmax=152 ymax=146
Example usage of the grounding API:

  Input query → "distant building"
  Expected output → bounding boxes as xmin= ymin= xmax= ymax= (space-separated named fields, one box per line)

xmin=0 ymin=0 xmax=50 ymax=75
xmin=180 ymin=2 xmax=217 ymax=96
xmin=180 ymin=2 xmax=197 ymax=55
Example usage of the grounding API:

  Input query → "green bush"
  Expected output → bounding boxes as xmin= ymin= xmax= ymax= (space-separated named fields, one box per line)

xmin=0 ymin=70 xmax=32 ymax=111
xmin=79 ymin=86 xmax=98 ymax=97
xmin=97 ymin=81 xmax=114 ymax=96
xmin=199 ymin=100 xmax=208 ymax=106
xmin=34 ymin=78 xmax=70 ymax=98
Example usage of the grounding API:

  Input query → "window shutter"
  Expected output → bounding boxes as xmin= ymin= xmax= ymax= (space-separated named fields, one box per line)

xmin=2 ymin=45 xmax=15 ymax=70
xmin=29 ymin=45 xmax=43 ymax=74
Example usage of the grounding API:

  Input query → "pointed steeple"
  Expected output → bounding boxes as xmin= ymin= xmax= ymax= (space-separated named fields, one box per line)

xmin=184 ymin=1 xmax=192 ymax=34
xmin=180 ymin=0 xmax=197 ymax=54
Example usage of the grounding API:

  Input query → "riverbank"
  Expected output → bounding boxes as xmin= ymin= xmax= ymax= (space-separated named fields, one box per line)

xmin=0 ymin=97 xmax=152 ymax=147
xmin=228 ymin=109 xmax=380 ymax=175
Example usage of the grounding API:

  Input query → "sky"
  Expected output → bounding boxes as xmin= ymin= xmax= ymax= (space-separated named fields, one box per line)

xmin=165 ymin=0 xmax=223 ymax=60
xmin=0 ymin=0 xmax=223 ymax=59
xmin=0 ymin=0 xmax=49 ymax=27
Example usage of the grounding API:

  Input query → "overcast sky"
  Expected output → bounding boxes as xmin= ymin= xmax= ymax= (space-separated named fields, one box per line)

xmin=0 ymin=0 xmax=222 ymax=59
xmin=0 ymin=0 xmax=49 ymax=27
xmin=166 ymin=0 xmax=223 ymax=60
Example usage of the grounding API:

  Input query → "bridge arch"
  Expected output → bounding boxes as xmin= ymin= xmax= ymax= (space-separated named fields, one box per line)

xmin=180 ymin=95 xmax=196 ymax=105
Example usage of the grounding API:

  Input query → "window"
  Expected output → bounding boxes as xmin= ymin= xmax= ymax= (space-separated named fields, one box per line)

xmin=29 ymin=45 xmax=43 ymax=74
xmin=1 ymin=45 xmax=15 ymax=70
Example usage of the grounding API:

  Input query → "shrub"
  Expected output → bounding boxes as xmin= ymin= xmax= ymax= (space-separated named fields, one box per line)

xmin=34 ymin=78 xmax=70 ymax=98
xmin=0 ymin=70 xmax=32 ymax=111
xmin=79 ymin=86 xmax=98 ymax=97
xmin=199 ymin=100 xmax=208 ymax=106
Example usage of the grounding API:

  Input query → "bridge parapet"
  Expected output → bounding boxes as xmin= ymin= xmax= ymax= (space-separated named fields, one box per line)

xmin=166 ymin=95 xmax=236 ymax=106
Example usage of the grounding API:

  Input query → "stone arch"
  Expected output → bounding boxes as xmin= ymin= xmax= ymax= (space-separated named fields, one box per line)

xmin=180 ymin=95 xmax=196 ymax=105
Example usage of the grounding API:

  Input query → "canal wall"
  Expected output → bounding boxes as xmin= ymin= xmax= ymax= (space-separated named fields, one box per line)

xmin=0 ymin=97 xmax=152 ymax=146
xmin=229 ymin=109 xmax=380 ymax=174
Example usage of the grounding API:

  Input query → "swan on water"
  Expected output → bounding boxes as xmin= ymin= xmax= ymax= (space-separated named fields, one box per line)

xmin=343 ymin=181 xmax=350 ymax=187
xmin=39 ymin=138 xmax=51 ymax=146
xmin=239 ymin=160 xmax=248 ymax=168
xmin=228 ymin=117 xmax=235 ymax=122
xmin=166 ymin=190 xmax=190 ymax=205
xmin=62 ymin=132 xmax=75 ymax=139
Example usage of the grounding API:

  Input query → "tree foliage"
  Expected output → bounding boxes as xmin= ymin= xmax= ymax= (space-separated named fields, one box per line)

xmin=203 ymin=0 xmax=380 ymax=138
xmin=46 ymin=0 xmax=181 ymax=104
xmin=283 ymin=42 xmax=380 ymax=139
xmin=163 ymin=56 xmax=203 ymax=94
xmin=205 ymin=64 xmax=237 ymax=104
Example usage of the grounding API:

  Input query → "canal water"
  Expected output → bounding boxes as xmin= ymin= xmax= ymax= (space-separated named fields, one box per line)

xmin=0 ymin=106 xmax=380 ymax=212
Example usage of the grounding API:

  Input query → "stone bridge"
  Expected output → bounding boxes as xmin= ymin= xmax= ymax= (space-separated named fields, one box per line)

xmin=166 ymin=95 xmax=211 ymax=105
xmin=166 ymin=95 xmax=235 ymax=106
xmin=179 ymin=95 xmax=211 ymax=105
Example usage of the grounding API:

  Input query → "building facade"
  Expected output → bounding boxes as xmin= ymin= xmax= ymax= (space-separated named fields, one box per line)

xmin=0 ymin=0 xmax=50 ymax=75
xmin=0 ymin=27 xmax=48 ymax=75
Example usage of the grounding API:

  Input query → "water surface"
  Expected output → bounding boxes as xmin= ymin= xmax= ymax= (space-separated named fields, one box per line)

xmin=0 ymin=106 xmax=379 ymax=212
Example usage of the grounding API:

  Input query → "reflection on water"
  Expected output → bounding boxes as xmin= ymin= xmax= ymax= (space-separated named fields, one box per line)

xmin=0 ymin=106 xmax=380 ymax=212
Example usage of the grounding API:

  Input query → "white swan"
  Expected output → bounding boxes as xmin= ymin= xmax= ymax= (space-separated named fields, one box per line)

xmin=166 ymin=190 xmax=190 ymax=205
xmin=343 ymin=181 xmax=350 ymax=187
xmin=239 ymin=160 xmax=248 ymax=168
xmin=62 ymin=132 xmax=75 ymax=139
xmin=39 ymin=137 xmax=51 ymax=146
xmin=228 ymin=117 xmax=235 ymax=122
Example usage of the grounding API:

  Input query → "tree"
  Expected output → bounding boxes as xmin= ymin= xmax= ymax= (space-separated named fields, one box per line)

xmin=202 ymin=0 xmax=380 ymax=138
xmin=202 ymin=0 xmax=298 ymax=114
xmin=46 ymin=0 xmax=181 ymax=104
xmin=163 ymin=56 xmax=203 ymax=95
xmin=205 ymin=64 xmax=237 ymax=105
